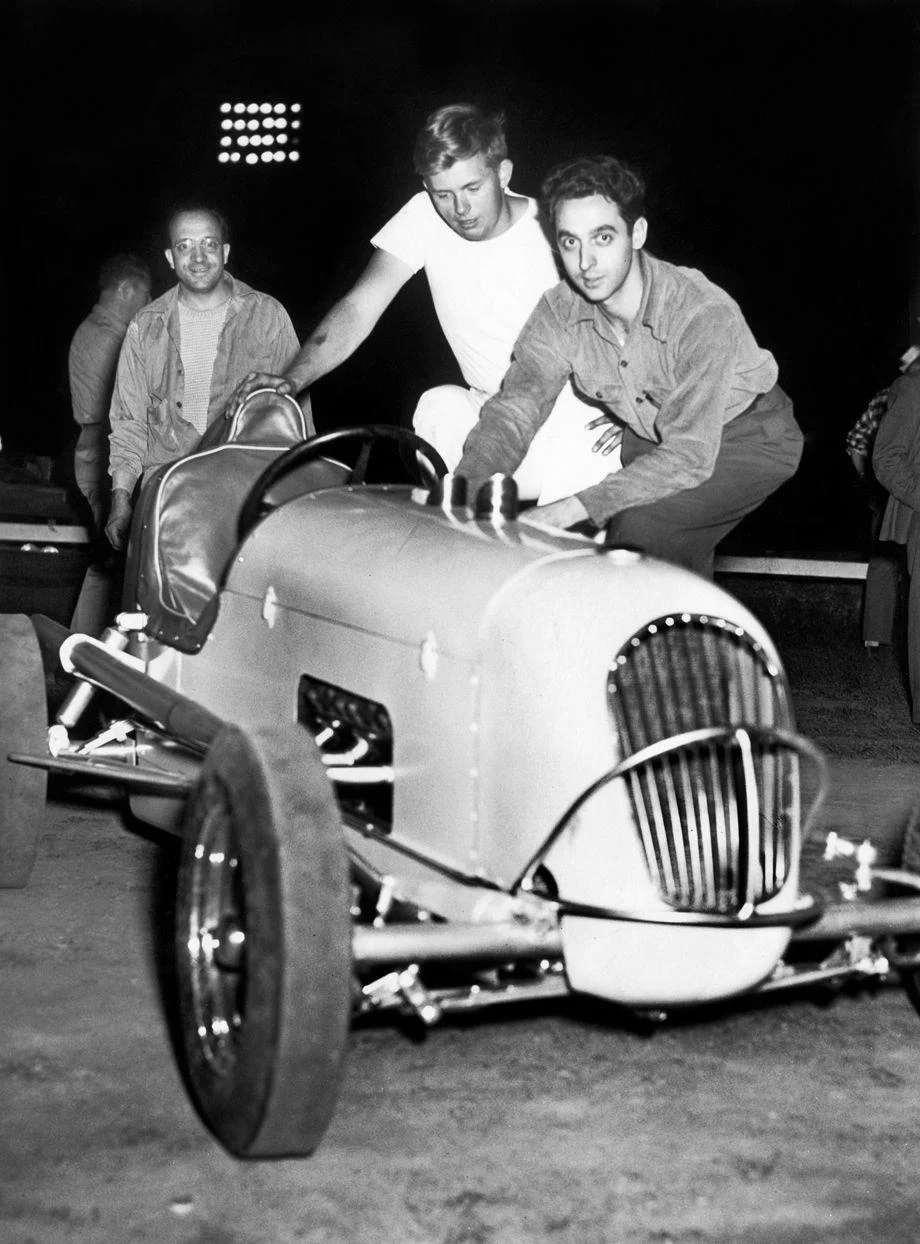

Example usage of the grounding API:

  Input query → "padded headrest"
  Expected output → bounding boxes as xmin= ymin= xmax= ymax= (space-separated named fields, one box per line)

xmin=195 ymin=387 xmax=309 ymax=452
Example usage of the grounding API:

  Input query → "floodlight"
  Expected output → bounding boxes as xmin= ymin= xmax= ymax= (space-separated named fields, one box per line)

xmin=217 ymin=100 xmax=302 ymax=168
xmin=289 ymin=150 xmax=300 ymax=162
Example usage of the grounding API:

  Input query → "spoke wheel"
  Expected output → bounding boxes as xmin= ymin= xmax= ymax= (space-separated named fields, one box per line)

xmin=175 ymin=723 xmax=351 ymax=1157
xmin=0 ymin=615 xmax=47 ymax=887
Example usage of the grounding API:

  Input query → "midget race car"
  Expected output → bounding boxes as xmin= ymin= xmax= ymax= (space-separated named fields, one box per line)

xmin=3 ymin=389 xmax=920 ymax=1161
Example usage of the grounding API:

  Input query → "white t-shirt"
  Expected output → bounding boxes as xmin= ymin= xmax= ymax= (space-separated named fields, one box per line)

xmin=371 ymin=191 xmax=560 ymax=395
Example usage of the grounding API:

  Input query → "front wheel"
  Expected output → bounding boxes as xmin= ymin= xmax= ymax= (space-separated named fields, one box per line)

xmin=174 ymin=722 xmax=352 ymax=1157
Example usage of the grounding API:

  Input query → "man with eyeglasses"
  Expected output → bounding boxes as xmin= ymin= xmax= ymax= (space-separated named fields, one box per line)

xmin=104 ymin=205 xmax=302 ymax=550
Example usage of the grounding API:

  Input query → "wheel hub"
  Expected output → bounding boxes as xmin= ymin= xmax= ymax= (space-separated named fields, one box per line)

xmin=205 ymin=916 xmax=246 ymax=971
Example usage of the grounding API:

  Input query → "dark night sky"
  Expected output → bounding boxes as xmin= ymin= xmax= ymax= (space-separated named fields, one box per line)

xmin=5 ymin=0 xmax=920 ymax=551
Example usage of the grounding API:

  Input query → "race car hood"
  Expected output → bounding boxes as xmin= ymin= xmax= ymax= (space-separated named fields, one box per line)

xmin=224 ymin=485 xmax=779 ymax=664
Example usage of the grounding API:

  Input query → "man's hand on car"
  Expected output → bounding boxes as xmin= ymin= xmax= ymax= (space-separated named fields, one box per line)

xmin=519 ymin=494 xmax=590 ymax=531
xmin=227 ymin=372 xmax=294 ymax=422
xmin=105 ymin=489 xmax=134 ymax=551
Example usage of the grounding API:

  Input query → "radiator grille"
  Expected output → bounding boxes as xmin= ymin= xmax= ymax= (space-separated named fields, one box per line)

xmin=607 ymin=614 xmax=798 ymax=915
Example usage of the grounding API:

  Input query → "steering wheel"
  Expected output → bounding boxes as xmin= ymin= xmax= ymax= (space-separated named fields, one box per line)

xmin=237 ymin=424 xmax=448 ymax=542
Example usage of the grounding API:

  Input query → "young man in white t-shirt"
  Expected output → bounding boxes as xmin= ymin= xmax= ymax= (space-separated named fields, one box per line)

xmin=230 ymin=103 xmax=618 ymax=501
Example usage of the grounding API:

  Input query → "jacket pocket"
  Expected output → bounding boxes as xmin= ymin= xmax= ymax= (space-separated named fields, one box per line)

xmin=146 ymin=400 xmax=183 ymax=457
xmin=572 ymin=371 xmax=622 ymax=407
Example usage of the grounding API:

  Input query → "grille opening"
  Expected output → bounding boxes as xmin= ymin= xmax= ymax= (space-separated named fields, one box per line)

xmin=608 ymin=614 xmax=798 ymax=915
xmin=297 ymin=675 xmax=393 ymax=832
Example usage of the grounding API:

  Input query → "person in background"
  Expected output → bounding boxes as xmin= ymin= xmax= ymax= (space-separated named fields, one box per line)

xmin=846 ymin=345 xmax=920 ymax=649
xmin=871 ymin=354 xmax=920 ymax=723
xmin=68 ymin=254 xmax=152 ymax=634
xmin=69 ymin=254 xmax=152 ymax=531
xmin=105 ymin=205 xmax=302 ymax=550
xmin=455 ymin=154 xmax=802 ymax=576
xmin=228 ymin=103 xmax=615 ymax=503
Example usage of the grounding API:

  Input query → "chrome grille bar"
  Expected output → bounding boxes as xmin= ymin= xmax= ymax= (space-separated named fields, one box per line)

xmin=607 ymin=614 xmax=796 ymax=915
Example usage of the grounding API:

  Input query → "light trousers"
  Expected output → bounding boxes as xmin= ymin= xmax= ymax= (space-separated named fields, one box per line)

xmin=412 ymin=382 xmax=620 ymax=503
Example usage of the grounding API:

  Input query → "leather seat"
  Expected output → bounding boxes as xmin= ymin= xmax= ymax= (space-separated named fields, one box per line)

xmin=125 ymin=390 xmax=345 ymax=653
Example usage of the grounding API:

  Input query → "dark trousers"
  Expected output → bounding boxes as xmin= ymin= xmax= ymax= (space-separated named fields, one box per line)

xmin=605 ymin=385 xmax=803 ymax=577
xmin=858 ymin=488 xmax=901 ymax=647
xmin=862 ymin=542 xmax=901 ymax=646
xmin=905 ymin=524 xmax=920 ymax=721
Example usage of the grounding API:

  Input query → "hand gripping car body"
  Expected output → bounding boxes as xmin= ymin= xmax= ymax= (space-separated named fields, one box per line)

xmin=4 ymin=389 xmax=920 ymax=1159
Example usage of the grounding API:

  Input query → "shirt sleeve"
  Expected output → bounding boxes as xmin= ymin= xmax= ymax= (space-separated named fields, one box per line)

xmin=455 ymin=296 xmax=570 ymax=491
xmin=576 ymin=301 xmax=744 ymax=527
xmin=108 ymin=322 xmax=149 ymax=494
xmin=266 ymin=302 xmax=301 ymax=373
xmin=269 ymin=304 xmax=315 ymax=436
xmin=73 ymin=425 xmax=108 ymax=509
xmin=872 ymin=376 xmax=920 ymax=511
xmin=69 ymin=327 xmax=122 ymax=503
xmin=370 ymin=195 xmax=428 ymax=274
xmin=69 ymin=326 xmax=123 ymax=424
xmin=846 ymin=390 xmax=887 ymax=454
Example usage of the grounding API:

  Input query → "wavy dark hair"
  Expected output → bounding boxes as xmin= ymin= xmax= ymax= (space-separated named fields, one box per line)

xmin=541 ymin=155 xmax=646 ymax=232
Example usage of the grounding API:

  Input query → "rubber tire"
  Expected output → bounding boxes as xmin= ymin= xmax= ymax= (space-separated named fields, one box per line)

xmin=0 ymin=615 xmax=47 ymax=887
xmin=175 ymin=723 xmax=352 ymax=1158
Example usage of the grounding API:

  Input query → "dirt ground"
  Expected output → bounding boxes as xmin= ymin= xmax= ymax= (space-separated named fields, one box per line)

xmin=4 ymin=577 xmax=920 ymax=1244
